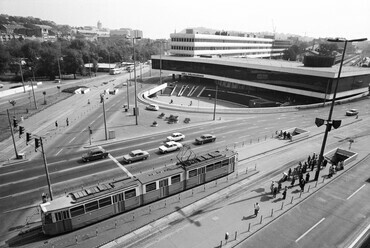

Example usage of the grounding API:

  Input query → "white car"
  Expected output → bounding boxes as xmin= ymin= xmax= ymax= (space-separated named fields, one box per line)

xmin=346 ymin=109 xmax=359 ymax=116
xmin=146 ymin=104 xmax=159 ymax=111
xmin=123 ymin=149 xmax=149 ymax=163
xmin=159 ymin=141 xmax=183 ymax=154
xmin=166 ymin=132 xmax=185 ymax=141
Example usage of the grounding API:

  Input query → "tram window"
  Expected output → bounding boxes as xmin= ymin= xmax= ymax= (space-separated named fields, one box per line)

xmin=171 ymin=174 xmax=181 ymax=184
xmin=206 ymin=164 xmax=214 ymax=172
xmin=55 ymin=212 xmax=62 ymax=221
xmin=63 ymin=210 xmax=70 ymax=219
xmin=214 ymin=162 xmax=222 ymax=169
xmin=70 ymin=205 xmax=85 ymax=217
xmin=125 ymin=189 xmax=136 ymax=199
xmin=85 ymin=201 xmax=98 ymax=212
xmin=189 ymin=169 xmax=197 ymax=178
xmin=113 ymin=193 xmax=124 ymax=203
xmin=99 ymin=197 xmax=112 ymax=208
xmin=222 ymin=159 xmax=229 ymax=166
xmin=146 ymin=182 xmax=157 ymax=192
xmin=44 ymin=213 xmax=53 ymax=224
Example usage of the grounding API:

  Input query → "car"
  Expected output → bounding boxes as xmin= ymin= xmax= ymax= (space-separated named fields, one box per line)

xmin=346 ymin=109 xmax=359 ymax=116
xmin=159 ymin=141 xmax=183 ymax=153
xmin=166 ymin=132 xmax=185 ymax=141
xmin=123 ymin=149 xmax=149 ymax=163
xmin=82 ymin=148 xmax=109 ymax=162
xmin=54 ymin=79 xmax=61 ymax=83
xmin=0 ymin=83 xmax=4 ymax=88
xmin=146 ymin=104 xmax=159 ymax=111
xmin=195 ymin=134 xmax=216 ymax=145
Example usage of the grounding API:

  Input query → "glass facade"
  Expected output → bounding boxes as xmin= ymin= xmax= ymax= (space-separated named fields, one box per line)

xmin=152 ymin=59 xmax=370 ymax=96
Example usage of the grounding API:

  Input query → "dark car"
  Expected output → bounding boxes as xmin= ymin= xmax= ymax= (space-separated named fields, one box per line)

xmin=195 ymin=134 xmax=216 ymax=145
xmin=82 ymin=148 xmax=109 ymax=162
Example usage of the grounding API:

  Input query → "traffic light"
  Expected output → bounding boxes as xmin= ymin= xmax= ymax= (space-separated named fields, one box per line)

xmin=26 ymin=133 xmax=31 ymax=145
xmin=35 ymin=138 xmax=40 ymax=151
xmin=19 ymin=126 xmax=25 ymax=137
xmin=13 ymin=119 xmax=18 ymax=128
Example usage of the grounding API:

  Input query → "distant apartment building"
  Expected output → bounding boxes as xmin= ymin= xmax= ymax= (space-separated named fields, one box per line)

xmin=110 ymin=28 xmax=143 ymax=39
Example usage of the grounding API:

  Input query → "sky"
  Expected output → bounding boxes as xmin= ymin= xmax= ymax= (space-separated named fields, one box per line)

xmin=1 ymin=0 xmax=370 ymax=40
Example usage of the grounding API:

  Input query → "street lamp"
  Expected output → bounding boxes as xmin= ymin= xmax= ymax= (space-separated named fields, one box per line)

xmin=160 ymin=41 xmax=163 ymax=85
xmin=314 ymin=37 xmax=367 ymax=181
xmin=57 ymin=56 xmax=62 ymax=81
xmin=132 ymin=36 xmax=141 ymax=125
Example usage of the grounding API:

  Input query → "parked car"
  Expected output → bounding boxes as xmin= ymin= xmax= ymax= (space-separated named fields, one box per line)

xmin=123 ymin=149 xmax=149 ymax=163
xmin=146 ymin=104 xmax=159 ymax=111
xmin=346 ymin=109 xmax=359 ymax=116
xmin=159 ymin=141 xmax=183 ymax=153
xmin=195 ymin=134 xmax=216 ymax=145
xmin=82 ymin=148 xmax=109 ymax=162
xmin=166 ymin=132 xmax=185 ymax=141
xmin=0 ymin=84 xmax=4 ymax=88
xmin=54 ymin=79 xmax=61 ymax=83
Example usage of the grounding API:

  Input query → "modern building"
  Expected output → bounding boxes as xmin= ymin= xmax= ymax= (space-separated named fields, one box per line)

xmin=151 ymin=30 xmax=370 ymax=105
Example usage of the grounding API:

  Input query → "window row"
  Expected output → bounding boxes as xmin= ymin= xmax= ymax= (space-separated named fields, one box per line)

xmin=171 ymin=46 xmax=272 ymax=51
xmin=145 ymin=174 xmax=182 ymax=193
xmin=171 ymin=38 xmax=272 ymax=44
xmin=189 ymin=158 xmax=230 ymax=178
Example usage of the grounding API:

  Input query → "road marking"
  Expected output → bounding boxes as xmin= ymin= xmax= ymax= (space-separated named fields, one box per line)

xmin=347 ymin=222 xmax=370 ymax=248
xmin=108 ymin=153 xmax=133 ymax=178
xmin=68 ymin=136 xmax=76 ymax=143
xmin=347 ymin=184 xmax=366 ymax=200
xmin=296 ymin=218 xmax=325 ymax=242
xmin=55 ymin=149 xmax=63 ymax=156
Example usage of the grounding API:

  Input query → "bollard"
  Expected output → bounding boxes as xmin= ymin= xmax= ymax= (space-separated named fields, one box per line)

xmin=290 ymin=196 xmax=294 ymax=204
xmin=115 ymin=220 xmax=117 ymax=229
xmin=235 ymin=231 xmax=237 ymax=240
xmin=248 ymin=223 xmax=251 ymax=232
xmin=260 ymin=215 xmax=263 ymax=224
xmin=225 ymin=232 xmax=229 ymax=244
xmin=192 ymin=189 xmax=194 ymax=196
xmin=133 ymin=214 xmax=135 ymax=221
xmin=281 ymin=201 xmax=284 ymax=210
xmin=165 ymin=200 xmax=167 ymax=208
xmin=307 ymin=185 xmax=311 ymax=193
xmin=271 ymin=208 xmax=274 ymax=217
xmin=204 ymin=184 xmax=206 ymax=191
xmin=179 ymin=194 xmax=181 ymax=201
xmin=243 ymin=141 xmax=245 ymax=147
xmin=216 ymin=180 xmax=218 ymax=186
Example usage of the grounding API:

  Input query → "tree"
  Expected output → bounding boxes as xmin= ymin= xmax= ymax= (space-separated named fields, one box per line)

xmin=63 ymin=48 xmax=84 ymax=79
xmin=0 ymin=43 xmax=11 ymax=73
xmin=318 ymin=43 xmax=338 ymax=56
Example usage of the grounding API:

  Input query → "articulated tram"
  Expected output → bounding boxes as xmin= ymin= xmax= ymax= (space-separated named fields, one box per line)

xmin=40 ymin=149 xmax=238 ymax=235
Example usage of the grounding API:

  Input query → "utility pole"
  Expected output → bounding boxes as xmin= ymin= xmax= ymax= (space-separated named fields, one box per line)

xmin=19 ymin=60 xmax=26 ymax=93
xmin=40 ymin=137 xmax=53 ymax=200
xmin=213 ymin=84 xmax=218 ymax=121
xmin=7 ymin=109 xmax=19 ymax=159
xmin=126 ymin=79 xmax=130 ymax=109
xmin=133 ymin=38 xmax=139 ymax=125
xmin=101 ymin=94 xmax=108 ymax=140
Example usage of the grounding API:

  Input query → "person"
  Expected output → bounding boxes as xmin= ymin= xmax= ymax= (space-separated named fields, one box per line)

xmin=278 ymin=181 xmax=282 ymax=193
xmin=20 ymin=115 xmax=24 ymax=122
xmin=189 ymin=100 xmax=192 ymax=106
xmin=273 ymin=186 xmax=278 ymax=198
xmin=55 ymin=121 xmax=58 ymax=128
xmin=170 ymin=99 xmax=173 ymax=104
xmin=305 ymin=173 xmax=310 ymax=183
xmin=288 ymin=168 xmax=292 ymax=179
xmin=88 ymin=99 xmax=90 ymax=104
xmin=66 ymin=118 xmax=69 ymax=126
xmin=291 ymin=176 xmax=296 ymax=187
xmin=270 ymin=181 xmax=274 ymax=194
xmin=282 ymin=186 xmax=287 ymax=200
xmin=254 ymin=202 xmax=260 ymax=216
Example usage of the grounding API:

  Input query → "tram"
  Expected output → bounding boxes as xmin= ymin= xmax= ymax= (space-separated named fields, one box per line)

xmin=40 ymin=149 xmax=237 ymax=235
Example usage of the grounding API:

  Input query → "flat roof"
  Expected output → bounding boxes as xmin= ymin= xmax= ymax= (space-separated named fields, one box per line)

xmin=152 ymin=55 xmax=370 ymax=78
xmin=136 ymin=165 xmax=183 ymax=184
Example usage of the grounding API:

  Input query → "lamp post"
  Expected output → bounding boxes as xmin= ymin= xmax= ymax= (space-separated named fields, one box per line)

xmin=314 ymin=37 xmax=367 ymax=181
xmin=132 ymin=36 xmax=141 ymax=125
xmin=57 ymin=56 xmax=62 ymax=81
xmin=18 ymin=59 xmax=26 ymax=93
xmin=160 ymin=41 xmax=163 ymax=85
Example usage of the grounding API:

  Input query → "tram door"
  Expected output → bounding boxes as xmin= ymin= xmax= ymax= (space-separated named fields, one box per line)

xmin=198 ymin=167 xmax=206 ymax=184
xmin=159 ymin=178 xmax=169 ymax=198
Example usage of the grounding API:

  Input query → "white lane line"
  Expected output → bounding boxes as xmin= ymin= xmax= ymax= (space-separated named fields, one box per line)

xmin=89 ymin=121 xmax=95 ymax=126
xmin=347 ymin=222 xmax=370 ymax=248
xmin=108 ymin=153 xmax=133 ymax=178
xmin=347 ymin=184 xmax=366 ymax=200
xmin=68 ymin=136 xmax=77 ymax=144
xmin=55 ymin=149 xmax=63 ymax=156
xmin=296 ymin=218 xmax=325 ymax=242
